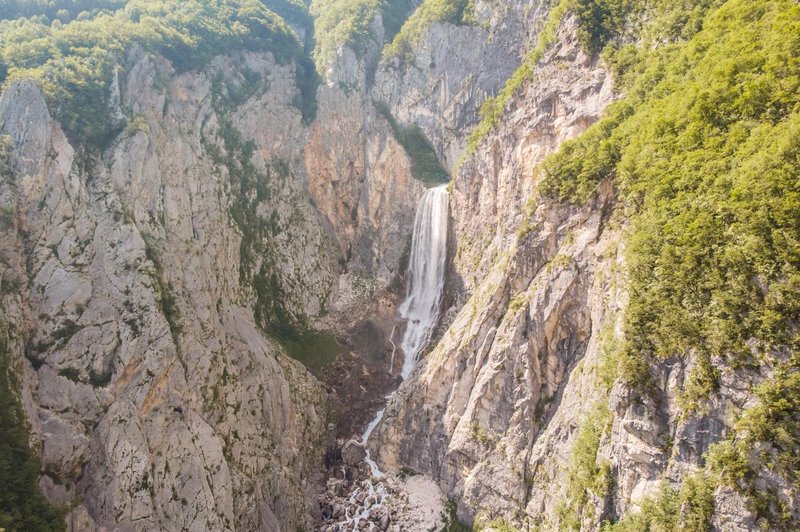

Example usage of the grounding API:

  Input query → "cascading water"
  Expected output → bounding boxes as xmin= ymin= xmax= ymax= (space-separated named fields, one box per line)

xmin=329 ymin=185 xmax=450 ymax=530
xmin=363 ymin=184 xmax=449 ymax=472
xmin=397 ymin=184 xmax=450 ymax=379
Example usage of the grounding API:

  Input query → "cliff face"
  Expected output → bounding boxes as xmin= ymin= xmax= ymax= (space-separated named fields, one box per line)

xmin=371 ymin=10 xmax=782 ymax=531
xmin=0 ymin=5 xmax=436 ymax=528
xmin=371 ymin=0 xmax=548 ymax=170
xmin=0 ymin=8 xmax=441 ymax=526
xmin=0 ymin=49 xmax=334 ymax=530
xmin=372 ymin=14 xmax=623 ymax=526
xmin=306 ymin=39 xmax=423 ymax=289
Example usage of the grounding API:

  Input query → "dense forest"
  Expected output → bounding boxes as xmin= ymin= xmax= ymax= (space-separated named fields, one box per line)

xmin=539 ymin=1 xmax=799 ymax=527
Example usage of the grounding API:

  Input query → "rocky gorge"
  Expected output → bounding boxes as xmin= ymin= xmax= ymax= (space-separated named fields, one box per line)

xmin=0 ymin=1 xmax=798 ymax=531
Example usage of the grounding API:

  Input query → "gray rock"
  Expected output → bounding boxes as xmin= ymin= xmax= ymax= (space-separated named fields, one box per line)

xmin=342 ymin=439 xmax=367 ymax=466
xmin=0 ymin=51 xmax=328 ymax=531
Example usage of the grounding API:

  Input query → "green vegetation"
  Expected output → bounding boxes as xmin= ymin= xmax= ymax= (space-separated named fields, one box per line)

xmin=208 ymin=74 xmax=340 ymax=373
xmin=602 ymin=475 xmax=715 ymax=531
xmin=465 ymin=0 xmax=572 ymax=154
xmin=263 ymin=0 xmax=314 ymax=35
xmin=468 ymin=421 xmax=490 ymax=444
xmin=0 ymin=0 xmax=127 ymax=23
xmin=0 ymin=0 xmax=303 ymax=146
xmin=143 ymin=236 xmax=182 ymax=347
xmin=274 ymin=329 xmax=341 ymax=375
xmin=383 ymin=0 xmax=476 ymax=61
xmin=0 ymin=134 xmax=13 ymax=182
xmin=535 ymin=0 xmax=800 ymax=525
xmin=556 ymin=404 xmax=612 ymax=530
xmin=310 ymin=0 xmax=419 ymax=70
xmin=310 ymin=0 xmax=381 ymax=70
xmin=379 ymin=0 xmax=418 ymax=44
xmin=374 ymin=100 xmax=449 ymax=185
xmin=572 ymin=0 xmax=631 ymax=54
xmin=542 ymin=0 xmax=800 ymax=387
xmin=0 ymin=320 xmax=65 ymax=530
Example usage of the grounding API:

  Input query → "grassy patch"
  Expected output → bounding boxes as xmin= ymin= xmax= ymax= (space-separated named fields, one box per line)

xmin=556 ymin=403 xmax=612 ymax=530
xmin=382 ymin=0 xmax=477 ymax=62
xmin=273 ymin=328 xmax=341 ymax=375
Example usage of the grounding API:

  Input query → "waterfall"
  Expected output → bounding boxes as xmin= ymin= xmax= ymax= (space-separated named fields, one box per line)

xmin=398 ymin=184 xmax=450 ymax=378
xmin=329 ymin=186 xmax=449 ymax=528
xmin=360 ymin=184 xmax=449 ymax=478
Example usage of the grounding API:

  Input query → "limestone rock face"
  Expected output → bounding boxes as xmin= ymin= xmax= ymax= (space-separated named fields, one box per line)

xmin=306 ymin=15 xmax=425 ymax=294
xmin=0 ymin=53 xmax=333 ymax=531
xmin=2 ymin=2 xmax=787 ymax=530
xmin=372 ymin=16 xmax=618 ymax=524
xmin=0 ymin=10 xmax=433 ymax=524
xmin=305 ymin=81 xmax=422 ymax=290
xmin=372 ymin=0 xmax=550 ymax=170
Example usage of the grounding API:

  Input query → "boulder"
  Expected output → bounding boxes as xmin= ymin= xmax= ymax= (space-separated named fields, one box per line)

xmin=342 ymin=439 xmax=367 ymax=466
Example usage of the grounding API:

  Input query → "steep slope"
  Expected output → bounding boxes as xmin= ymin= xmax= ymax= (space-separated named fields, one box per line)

xmin=0 ymin=1 xmax=433 ymax=529
xmin=373 ymin=0 xmax=800 ymax=530
xmin=372 ymin=11 xmax=620 ymax=527
xmin=371 ymin=0 xmax=549 ymax=169
xmin=1 ymin=0 xmax=797 ymax=531
xmin=0 ymin=48 xmax=332 ymax=529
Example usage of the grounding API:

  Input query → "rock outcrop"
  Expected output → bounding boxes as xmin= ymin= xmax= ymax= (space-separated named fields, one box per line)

xmin=372 ymin=0 xmax=550 ymax=170
xmin=0 ymin=6 xmax=435 ymax=527
xmin=372 ymin=16 xmax=619 ymax=525
xmin=0 ymin=50 xmax=336 ymax=528
xmin=0 ymin=38 xmax=379 ymax=526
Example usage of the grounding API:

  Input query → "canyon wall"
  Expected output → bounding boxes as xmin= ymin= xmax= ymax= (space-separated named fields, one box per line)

xmin=372 ymin=9 xmax=788 ymax=532
xmin=1 ymin=2 xmax=529 ymax=527
xmin=2 ymin=1 xmax=794 ymax=530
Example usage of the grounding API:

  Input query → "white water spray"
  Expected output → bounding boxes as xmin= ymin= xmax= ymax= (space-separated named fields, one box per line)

xmin=398 ymin=184 xmax=450 ymax=379
xmin=361 ymin=184 xmax=449 ymax=473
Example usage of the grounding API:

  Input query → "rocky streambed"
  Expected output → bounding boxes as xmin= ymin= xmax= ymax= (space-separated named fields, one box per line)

xmin=317 ymin=439 xmax=447 ymax=532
